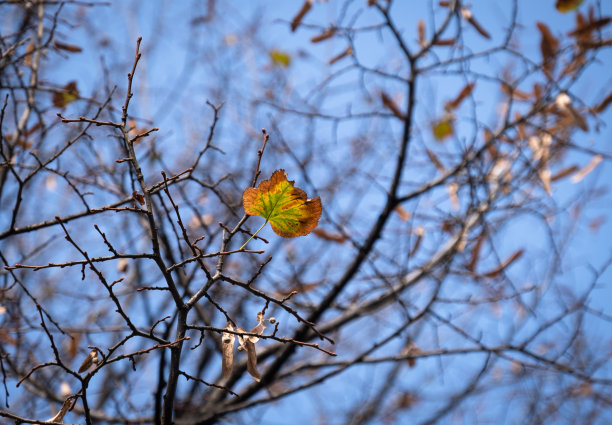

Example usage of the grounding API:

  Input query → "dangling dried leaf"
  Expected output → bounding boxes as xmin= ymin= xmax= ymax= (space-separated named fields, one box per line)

xmin=539 ymin=167 xmax=552 ymax=195
xmin=66 ymin=333 xmax=80 ymax=361
xmin=243 ymin=169 xmax=322 ymax=238
xmin=445 ymin=82 xmax=475 ymax=111
xmin=329 ymin=46 xmax=353 ymax=65
xmin=433 ymin=38 xmax=456 ymax=46
xmin=313 ymin=228 xmax=347 ymax=243
xmin=408 ymin=227 xmax=424 ymax=257
xmin=311 ymin=28 xmax=336 ymax=43
xmin=568 ymin=16 xmax=611 ymax=37
xmin=53 ymin=81 xmax=79 ymax=108
xmin=555 ymin=93 xmax=588 ymax=131
xmin=291 ymin=0 xmax=313 ymax=32
xmin=381 ymin=91 xmax=405 ymax=119
xmin=269 ymin=49 xmax=291 ymax=67
xmin=78 ymin=350 xmax=99 ymax=373
xmin=447 ymin=182 xmax=459 ymax=210
xmin=221 ymin=323 xmax=235 ymax=380
xmin=556 ymin=0 xmax=584 ymax=13
xmin=244 ymin=339 xmax=261 ymax=382
xmin=418 ymin=20 xmax=426 ymax=46
xmin=483 ymin=249 xmax=524 ymax=278
xmin=551 ymin=165 xmax=579 ymax=181
xmin=394 ymin=205 xmax=412 ymax=221
xmin=537 ymin=22 xmax=559 ymax=73
xmin=425 ymin=148 xmax=445 ymax=172
xmin=488 ymin=158 xmax=512 ymax=183
xmin=54 ymin=40 xmax=83 ymax=53
xmin=401 ymin=341 xmax=421 ymax=368
xmin=500 ymin=83 xmax=531 ymax=101
xmin=24 ymin=41 xmax=35 ymax=67
xmin=467 ymin=231 xmax=486 ymax=272
xmin=249 ymin=311 xmax=267 ymax=343
xmin=46 ymin=397 xmax=75 ymax=423
xmin=461 ymin=8 xmax=491 ymax=39
xmin=132 ymin=190 xmax=145 ymax=206
xmin=117 ymin=258 xmax=129 ymax=273
xmin=571 ymin=154 xmax=603 ymax=182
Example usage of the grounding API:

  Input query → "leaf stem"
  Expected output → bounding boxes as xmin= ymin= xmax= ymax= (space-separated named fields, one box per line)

xmin=240 ymin=220 xmax=268 ymax=251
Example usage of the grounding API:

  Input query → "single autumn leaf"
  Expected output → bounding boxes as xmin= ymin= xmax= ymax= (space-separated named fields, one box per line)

xmin=243 ymin=169 xmax=321 ymax=238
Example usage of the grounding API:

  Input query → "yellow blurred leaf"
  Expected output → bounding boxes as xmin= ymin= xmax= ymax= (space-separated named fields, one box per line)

xmin=556 ymin=0 xmax=584 ymax=12
xmin=269 ymin=49 xmax=291 ymax=67
xmin=432 ymin=116 xmax=454 ymax=141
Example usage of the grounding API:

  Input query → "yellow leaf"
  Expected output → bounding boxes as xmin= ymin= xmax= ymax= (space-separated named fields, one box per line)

xmin=243 ymin=169 xmax=322 ymax=238
xmin=269 ymin=49 xmax=291 ymax=67
xmin=432 ymin=116 xmax=454 ymax=141
xmin=556 ymin=0 xmax=584 ymax=12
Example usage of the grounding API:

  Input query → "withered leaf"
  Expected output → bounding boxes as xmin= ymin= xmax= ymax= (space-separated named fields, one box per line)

xmin=24 ymin=41 xmax=35 ymax=67
xmin=78 ymin=350 xmax=99 ymax=373
xmin=221 ymin=323 xmax=235 ymax=380
xmin=568 ymin=16 xmax=611 ymax=37
xmin=329 ymin=46 xmax=353 ymax=65
xmin=291 ymin=0 xmax=313 ymax=32
xmin=556 ymin=93 xmax=588 ymax=131
xmin=445 ymin=82 xmax=475 ymax=111
xmin=433 ymin=38 xmax=456 ymax=46
xmin=243 ymin=169 xmax=322 ymax=238
xmin=539 ymin=167 xmax=552 ymax=195
xmin=381 ymin=91 xmax=405 ymax=119
xmin=311 ymin=28 xmax=336 ymax=43
xmin=571 ymin=154 xmax=603 ymax=183
xmin=467 ymin=231 xmax=486 ymax=273
xmin=461 ymin=8 xmax=491 ymax=39
xmin=425 ymin=148 xmax=445 ymax=172
xmin=447 ymin=182 xmax=459 ymax=210
xmin=408 ymin=227 xmax=424 ymax=257
xmin=132 ymin=190 xmax=145 ymax=206
xmin=249 ymin=311 xmax=266 ymax=343
xmin=53 ymin=81 xmax=79 ymax=108
xmin=244 ymin=339 xmax=261 ymax=382
xmin=551 ymin=165 xmax=579 ymax=181
xmin=394 ymin=205 xmax=412 ymax=221
xmin=418 ymin=20 xmax=426 ymax=46
xmin=313 ymin=228 xmax=347 ymax=243
xmin=483 ymin=249 xmax=524 ymax=278
xmin=46 ymin=397 xmax=75 ymax=423
xmin=54 ymin=40 xmax=83 ymax=53
xmin=537 ymin=22 xmax=559 ymax=73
